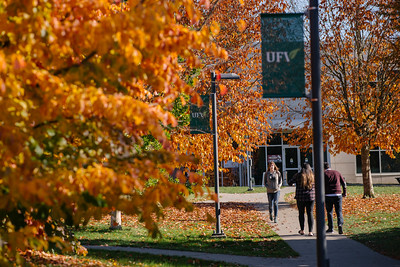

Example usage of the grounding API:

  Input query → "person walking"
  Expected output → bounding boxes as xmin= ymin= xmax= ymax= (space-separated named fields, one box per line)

xmin=288 ymin=163 xmax=315 ymax=236
xmin=264 ymin=161 xmax=282 ymax=223
xmin=324 ymin=162 xmax=347 ymax=234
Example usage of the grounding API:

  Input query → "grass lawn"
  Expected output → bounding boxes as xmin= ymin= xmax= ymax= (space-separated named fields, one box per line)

xmin=217 ymin=186 xmax=268 ymax=194
xmin=344 ymin=185 xmax=400 ymax=260
xmin=187 ymin=186 xmax=267 ymax=202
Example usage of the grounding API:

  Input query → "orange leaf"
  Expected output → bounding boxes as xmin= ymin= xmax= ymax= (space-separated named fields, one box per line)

xmin=219 ymin=84 xmax=227 ymax=96
xmin=190 ymin=94 xmax=203 ymax=106
xmin=237 ymin=20 xmax=246 ymax=32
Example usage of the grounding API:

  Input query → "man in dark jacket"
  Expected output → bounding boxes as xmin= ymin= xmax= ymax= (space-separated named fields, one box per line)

xmin=324 ymin=162 xmax=347 ymax=234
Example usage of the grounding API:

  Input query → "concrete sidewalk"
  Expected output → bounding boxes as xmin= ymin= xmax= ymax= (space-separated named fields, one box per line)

xmin=258 ymin=186 xmax=400 ymax=266
xmin=86 ymin=187 xmax=400 ymax=266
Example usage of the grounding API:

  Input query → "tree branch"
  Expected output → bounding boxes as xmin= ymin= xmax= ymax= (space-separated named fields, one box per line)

xmin=196 ymin=0 xmax=222 ymax=31
xmin=53 ymin=51 xmax=97 ymax=76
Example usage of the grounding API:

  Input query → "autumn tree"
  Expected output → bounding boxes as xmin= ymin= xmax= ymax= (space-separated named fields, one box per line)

xmin=171 ymin=0 xmax=288 ymax=173
xmin=288 ymin=0 xmax=400 ymax=198
xmin=0 ymin=0 xmax=226 ymax=264
xmin=380 ymin=0 xmax=400 ymax=67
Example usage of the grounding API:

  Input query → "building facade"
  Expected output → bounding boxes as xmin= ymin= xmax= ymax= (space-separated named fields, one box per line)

xmin=227 ymin=134 xmax=400 ymax=186
xmin=222 ymin=96 xmax=400 ymax=186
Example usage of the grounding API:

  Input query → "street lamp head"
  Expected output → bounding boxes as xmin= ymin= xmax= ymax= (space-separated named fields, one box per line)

xmin=219 ymin=73 xmax=240 ymax=80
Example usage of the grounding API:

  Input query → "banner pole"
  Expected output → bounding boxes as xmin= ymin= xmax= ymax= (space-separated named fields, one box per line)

xmin=211 ymin=72 xmax=225 ymax=237
xmin=309 ymin=1 xmax=329 ymax=266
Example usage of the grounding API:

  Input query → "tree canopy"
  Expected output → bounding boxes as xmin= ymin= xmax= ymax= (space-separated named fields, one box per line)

xmin=286 ymin=0 xmax=400 ymax=198
xmin=380 ymin=0 xmax=400 ymax=68
xmin=0 ymin=0 xmax=226 ymax=264
xmin=171 ymin=0 xmax=287 ymax=172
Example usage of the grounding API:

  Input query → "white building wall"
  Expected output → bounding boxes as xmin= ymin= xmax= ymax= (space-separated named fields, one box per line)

xmin=331 ymin=152 xmax=400 ymax=184
xmin=330 ymin=152 xmax=362 ymax=184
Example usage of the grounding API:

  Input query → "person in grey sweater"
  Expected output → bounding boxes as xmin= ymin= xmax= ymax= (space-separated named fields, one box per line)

xmin=264 ymin=161 xmax=283 ymax=223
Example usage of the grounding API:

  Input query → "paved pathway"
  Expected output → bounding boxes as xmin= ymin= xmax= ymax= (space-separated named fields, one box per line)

xmin=86 ymin=187 xmax=400 ymax=266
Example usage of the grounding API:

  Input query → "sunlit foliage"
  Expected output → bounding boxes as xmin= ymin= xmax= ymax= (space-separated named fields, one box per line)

xmin=0 ymin=0 xmax=227 ymax=264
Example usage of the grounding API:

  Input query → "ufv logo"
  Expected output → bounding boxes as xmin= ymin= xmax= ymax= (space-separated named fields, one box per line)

xmin=266 ymin=51 xmax=290 ymax=63
xmin=265 ymin=48 xmax=301 ymax=63
xmin=191 ymin=112 xmax=206 ymax=118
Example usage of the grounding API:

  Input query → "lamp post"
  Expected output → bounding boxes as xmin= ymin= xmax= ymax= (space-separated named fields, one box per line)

xmin=309 ymin=0 xmax=329 ymax=266
xmin=211 ymin=71 xmax=240 ymax=237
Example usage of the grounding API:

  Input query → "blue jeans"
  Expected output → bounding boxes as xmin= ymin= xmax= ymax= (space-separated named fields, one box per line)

xmin=268 ymin=191 xmax=280 ymax=218
xmin=325 ymin=195 xmax=343 ymax=230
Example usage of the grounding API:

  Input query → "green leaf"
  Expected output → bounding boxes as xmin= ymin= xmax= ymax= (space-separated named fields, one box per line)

xmin=289 ymin=48 xmax=301 ymax=60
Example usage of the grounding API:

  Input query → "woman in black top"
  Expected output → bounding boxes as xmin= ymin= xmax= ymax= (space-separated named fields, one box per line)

xmin=288 ymin=163 xmax=315 ymax=236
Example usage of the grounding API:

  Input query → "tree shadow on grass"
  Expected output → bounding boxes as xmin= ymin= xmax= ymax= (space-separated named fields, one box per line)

xmin=86 ymin=249 xmax=243 ymax=267
xmin=78 ymin=228 xmax=115 ymax=233
xmin=80 ymin=237 xmax=299 ymax=258
xmin=349 ymin=227 xmax=400 ymax=260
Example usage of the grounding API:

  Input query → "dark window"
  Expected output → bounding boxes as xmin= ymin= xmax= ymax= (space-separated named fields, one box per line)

xmin=254 ymin=147 xmax=266 ymax=185
xmin=356 ymin=155 xmax=362 ymax=174
xmin=370 ymin=151 xmax=380 ymax=173
xmin=282 ymin=133 xmax=289 ymax=145
xmin=381 ymin=152 xmax=400 ymax=173
xmin=285 ymin=148 xmax=299 ymax=169
xmin=356 ymin=151 xmax=379 ymax=173
xmin=267 ymin=146 xmax=283 ymax=171
xmin=268 ymin=134 xmax=282 ymax=145
xmin=300 ymin=150 xmax=313 ymax=167
xmin=356 ymin=149 xmax=400 ymax=173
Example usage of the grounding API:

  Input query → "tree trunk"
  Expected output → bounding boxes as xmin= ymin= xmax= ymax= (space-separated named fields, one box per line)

xmin=110 ymin=210 xmax=122 ymax=230
xmin=361 ymin=145 xmax=375 ymax=198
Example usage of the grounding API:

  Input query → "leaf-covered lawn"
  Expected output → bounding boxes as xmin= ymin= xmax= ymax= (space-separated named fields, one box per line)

xmin=20 ymin=250 xmax=107 ymax=267
xmin=21 ymin=249 xmax=243 ymax=267
xmin=76 ymin=202 xmax=298 ymax=258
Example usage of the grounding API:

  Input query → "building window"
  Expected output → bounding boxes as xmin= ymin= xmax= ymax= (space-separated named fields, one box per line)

xmin=356 ymin=149 xmax=400 ymax=173
xmin=268 ymin=134 xmax=282 ymax=145
xmin=266 ymin=133 xmax=329 ymax=169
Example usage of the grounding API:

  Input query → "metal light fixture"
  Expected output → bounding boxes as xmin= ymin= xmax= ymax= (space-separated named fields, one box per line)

xmin=211 ymin=71 xmax=240 ymax=237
